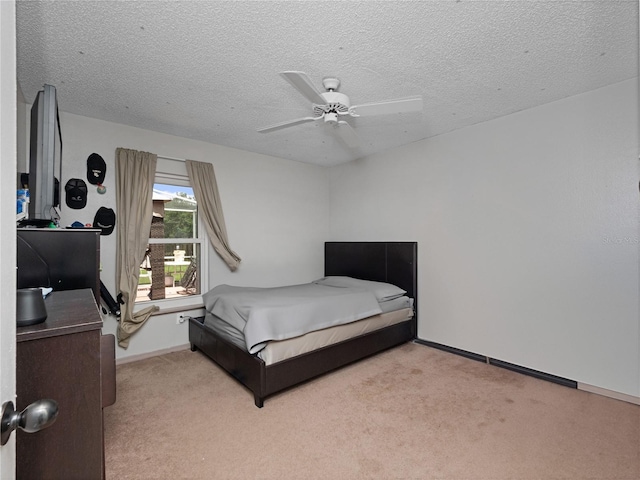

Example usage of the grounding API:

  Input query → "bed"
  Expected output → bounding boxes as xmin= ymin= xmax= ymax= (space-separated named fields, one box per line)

xmin=189 ymin=241 xmax=417 ymax=407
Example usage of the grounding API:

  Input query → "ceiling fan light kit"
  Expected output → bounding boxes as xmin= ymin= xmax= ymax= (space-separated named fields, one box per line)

xmin=324 ymin=112 xmax=339 ymax=125
xmin=258 ymin=71 xmax=423 ymax=149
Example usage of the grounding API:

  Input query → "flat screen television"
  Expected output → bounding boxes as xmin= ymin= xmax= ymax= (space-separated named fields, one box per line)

xmin=27 ymin=84 xmax=62 ymax=222
xmin=17 ymin=228 xmax=100 ymax=301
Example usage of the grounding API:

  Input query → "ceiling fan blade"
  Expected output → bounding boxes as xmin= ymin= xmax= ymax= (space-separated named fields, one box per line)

xmin=348 ymin=96 xmax=423 ymax=117
xmin=280 ymin=71 xmax=327 ymax=105
xmin=257 ymin=116 xmax=321 ymax=133
xmin=333 ymin=121 xmax=361 ymax=148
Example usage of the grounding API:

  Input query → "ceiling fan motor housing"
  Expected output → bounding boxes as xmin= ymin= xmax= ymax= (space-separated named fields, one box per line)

xmin=314 ymin=91 xmax=351 ymax=119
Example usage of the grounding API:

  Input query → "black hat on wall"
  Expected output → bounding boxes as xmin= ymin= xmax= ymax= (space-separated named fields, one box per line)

xmin=93 ymin=207 xmax=116 ymax=235
xmin=65 ymin=178 xmax=87 ymax=209
xmin=87 ymin=153 xmax=106 ymax=185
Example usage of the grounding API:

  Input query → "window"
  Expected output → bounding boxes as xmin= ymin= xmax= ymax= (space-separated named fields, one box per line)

xmin=136 ymin=172 xmax=207 ymax=304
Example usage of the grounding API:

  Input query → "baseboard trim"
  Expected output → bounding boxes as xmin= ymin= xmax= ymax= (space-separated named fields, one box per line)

xmin=116 ymin=343 xmax=191 ymax=365
xmin=415 ymin=339 xmax=577 ymax=388
xmin=416 ymin=339 xmax=639 ymax=405
xmin=578 ymin=383 xmax=640 ymax=405
xmin=489 ymin=358 xmax=577 ymax=388
xmin=414 ymin=339 xmax=486 ymax=362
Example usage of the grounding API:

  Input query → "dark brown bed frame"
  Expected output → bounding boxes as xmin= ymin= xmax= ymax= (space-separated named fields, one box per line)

xmin=188 ymin=241 xmax=418 ymax=407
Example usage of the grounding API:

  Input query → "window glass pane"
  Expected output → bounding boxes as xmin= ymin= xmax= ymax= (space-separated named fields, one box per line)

xmin=154 ymin=184 xmax=198 ymax=239
xmin=136 ymin=243 xmax=200 ymax=302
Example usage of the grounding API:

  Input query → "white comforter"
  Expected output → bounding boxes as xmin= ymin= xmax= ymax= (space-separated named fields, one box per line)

xmin=202 ymin=283 xmax=382 ymax=354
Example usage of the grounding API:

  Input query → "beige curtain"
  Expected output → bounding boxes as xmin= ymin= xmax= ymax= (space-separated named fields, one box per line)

xmin=185 ymin=160 xmax=241 ymax=271
xmin=115 ymin=148 xmax=159 ymax=348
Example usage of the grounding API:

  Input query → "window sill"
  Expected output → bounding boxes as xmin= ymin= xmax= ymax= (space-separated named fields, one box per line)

xmin=134 ymin=294 xmax=205 ymax=317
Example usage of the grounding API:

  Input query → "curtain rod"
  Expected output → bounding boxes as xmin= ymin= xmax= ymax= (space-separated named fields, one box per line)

xmin=158 ymin=155 xmax=187 ymax=163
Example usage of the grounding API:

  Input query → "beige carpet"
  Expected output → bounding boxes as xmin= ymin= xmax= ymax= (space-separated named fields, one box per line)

xmin=104 ymin=342 xmax=639 ymax=479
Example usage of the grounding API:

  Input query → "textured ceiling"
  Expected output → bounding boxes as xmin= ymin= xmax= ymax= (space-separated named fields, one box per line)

xmin=16 ymin=1 xmax=639 ymax=167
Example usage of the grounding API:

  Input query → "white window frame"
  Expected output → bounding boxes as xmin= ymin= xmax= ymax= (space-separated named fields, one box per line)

xmin=133 ymin=167 xmax=209 ymax=312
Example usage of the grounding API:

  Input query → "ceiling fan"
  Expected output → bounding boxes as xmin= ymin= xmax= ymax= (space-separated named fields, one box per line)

xmin=257 ymin=71 xmax=423 ymax=148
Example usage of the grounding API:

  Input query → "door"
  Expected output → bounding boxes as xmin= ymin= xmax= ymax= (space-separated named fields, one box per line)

xmin=0 ymin=0 xmax=18 ymax=477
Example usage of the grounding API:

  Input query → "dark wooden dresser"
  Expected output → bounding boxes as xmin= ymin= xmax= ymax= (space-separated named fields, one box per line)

xmin=16 ymin=288 xmax=115 ymax=480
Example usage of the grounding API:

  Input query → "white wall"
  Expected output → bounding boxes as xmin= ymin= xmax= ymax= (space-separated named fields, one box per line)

xmin=329 ymin=79 xmax=639 ymax=398
xmin=20 ymin=111 xmax=330 ymax=360
xmin=1 ymin=1 xmax=18 ymax=475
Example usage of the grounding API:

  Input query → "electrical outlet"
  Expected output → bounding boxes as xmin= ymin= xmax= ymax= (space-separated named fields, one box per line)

xmin=176 ymin=314 xmax=186 ymax=325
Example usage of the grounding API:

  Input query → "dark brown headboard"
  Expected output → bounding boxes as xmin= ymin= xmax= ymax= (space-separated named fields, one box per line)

xmin=324 ymin=242 xmax=417 ymax=319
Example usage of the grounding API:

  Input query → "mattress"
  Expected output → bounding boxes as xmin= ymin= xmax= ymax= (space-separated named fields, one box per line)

xmin=203 ymin=281 xmax=388 ymax=354
xmin=257 ymin=306 xmax=413 ymax=365
xmin=202 ymin=296 xmax=414 ymax=366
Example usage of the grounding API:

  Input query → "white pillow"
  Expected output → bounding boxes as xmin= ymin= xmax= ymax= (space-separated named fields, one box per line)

xmin=313 ymin=276 xmax=406 ymax=302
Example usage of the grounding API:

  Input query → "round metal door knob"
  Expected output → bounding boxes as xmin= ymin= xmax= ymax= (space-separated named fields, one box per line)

xmin=1 ymin=399 xmax=58 ymax=446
